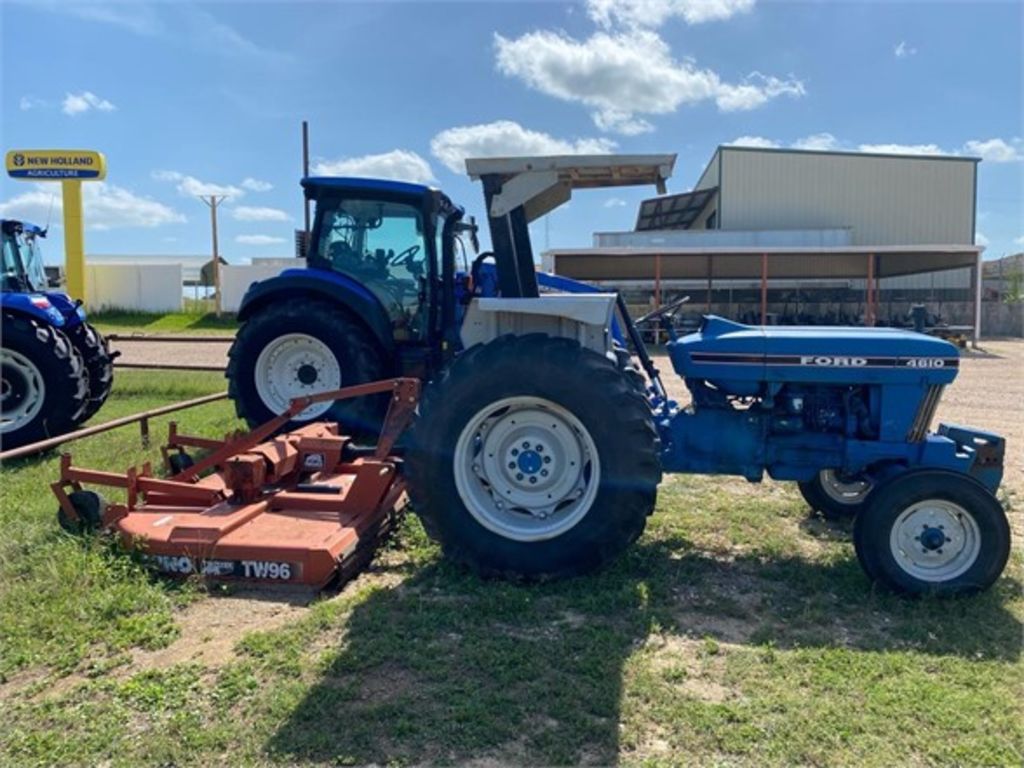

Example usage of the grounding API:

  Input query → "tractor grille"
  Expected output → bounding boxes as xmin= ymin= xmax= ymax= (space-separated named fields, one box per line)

xmin=907 ymin=385 xmax=943 ymax=442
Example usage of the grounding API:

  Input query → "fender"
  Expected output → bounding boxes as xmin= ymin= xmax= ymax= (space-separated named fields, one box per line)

xmin=236 ymin=268 xmax=395 ymax=355
xmin=1 ymin=292 xmax=70 ymax=328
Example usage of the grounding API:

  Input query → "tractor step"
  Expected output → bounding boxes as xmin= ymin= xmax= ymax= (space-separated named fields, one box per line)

xmin=52 ymin=379 xmax=419 ymax=588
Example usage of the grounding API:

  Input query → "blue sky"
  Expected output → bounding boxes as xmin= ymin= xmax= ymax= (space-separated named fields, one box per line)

xmin=2 ymin=0 xmax=1021 ymax=263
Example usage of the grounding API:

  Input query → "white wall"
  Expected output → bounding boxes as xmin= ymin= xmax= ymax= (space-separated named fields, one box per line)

xmin=85 ymin=263 xmax=183 ymax=312
xmin=220 ymin=264 xmax=289 ymax=312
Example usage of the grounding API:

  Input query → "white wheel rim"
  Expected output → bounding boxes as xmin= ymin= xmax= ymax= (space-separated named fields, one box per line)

xmin=253 ymin=333 xmax=342 ymax=420
xmin=820 ymin=469 xmax=872 ymax=505
xmin=453 ymin=396 xmax=600 ymax=542
xmin=889 ymin=499 xmax=982 ymax=582
xmin=1 ymin=348 xmax=46 ymax=434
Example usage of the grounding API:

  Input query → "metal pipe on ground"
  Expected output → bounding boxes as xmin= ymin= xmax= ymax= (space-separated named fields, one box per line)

xmin=0 ymin=392 xmax=228 ymax=462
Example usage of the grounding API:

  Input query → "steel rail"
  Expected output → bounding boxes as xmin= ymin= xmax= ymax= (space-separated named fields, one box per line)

xmin=0 ymin=391 xmax=229 ymax=462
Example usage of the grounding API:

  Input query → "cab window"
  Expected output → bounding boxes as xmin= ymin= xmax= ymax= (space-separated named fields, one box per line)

xmin=316 ymin=198 xmax=429 ymax=340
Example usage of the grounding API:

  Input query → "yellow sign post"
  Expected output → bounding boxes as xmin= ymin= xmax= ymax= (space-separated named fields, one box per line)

xmin=5 ymin=149 xmax=107 ymax=301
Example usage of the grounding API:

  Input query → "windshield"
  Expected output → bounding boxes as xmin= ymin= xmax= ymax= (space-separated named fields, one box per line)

xmin=316 ymin=197 xmax=429 ymax=339
xmin=1 ymin=229 xmax=48 ymax=292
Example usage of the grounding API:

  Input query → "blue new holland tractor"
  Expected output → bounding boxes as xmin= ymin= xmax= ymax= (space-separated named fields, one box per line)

xmin=225 ymin=155 xmax=1009 ymax=595
xmin=1 ymin=219 xmax=114 ymax=449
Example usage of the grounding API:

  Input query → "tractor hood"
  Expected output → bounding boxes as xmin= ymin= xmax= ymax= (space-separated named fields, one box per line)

xmin=669 ymin=316 xmax=960 ymax=391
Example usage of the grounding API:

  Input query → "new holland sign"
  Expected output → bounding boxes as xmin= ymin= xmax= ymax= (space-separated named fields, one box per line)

xmin=6 ymin=149 xmax=107 ymax=180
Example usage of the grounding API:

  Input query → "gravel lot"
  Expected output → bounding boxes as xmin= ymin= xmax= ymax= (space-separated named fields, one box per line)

xmin=112 ymin=335 xmax=1023 ymax=498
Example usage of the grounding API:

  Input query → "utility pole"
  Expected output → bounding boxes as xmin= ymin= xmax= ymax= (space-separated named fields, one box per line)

xmin=198 ymin=195 xmax=227 ymax=316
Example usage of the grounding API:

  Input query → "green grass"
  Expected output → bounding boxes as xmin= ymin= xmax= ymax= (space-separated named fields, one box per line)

xmin=1 ymin=373 xmax=1021 ymax=766
xmin=88 ymin=309 xmax=239 ymax=335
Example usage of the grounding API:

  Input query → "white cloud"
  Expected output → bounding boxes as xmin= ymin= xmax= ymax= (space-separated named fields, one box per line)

xmin=19 ymin=96 xmax=47 ymax=111
xmin=494 ymin=30 xmax=803 ymax=133
xmin=240 ymin=177 xmax=273 ymax=192
xmin=604 ymin=197 xmax=628 ymax=208
xmin=0 ymin=182 xmax=185 ymax=230
xmin=312 ymin=150 xmax=435 ymax=184
xmin=976 ymin=232 xmax=989 ymax=247
xmin=587 ymin=0 xmax=755 ymax=28
xmin=714 ymin=72 xmax=805 ymax=112
xmin=231 ymin=206 xmax=291 ymax=222
xmin=1014 ymin=236 xmax=1024 ymax=247
xmin=728 ymin=135 xmax=780 ymax=148
xmin=894 ymin=41 xmax=917 ymax=58
xmin=430 ymin=120 xmax=617 ymax=174
xmin=152 ymin=170 xmax=243 ymax=198
xmin=182 ymin=6 xmax=292 ymax=66
xmin=62 ymin=91 xmax=116 ymax=116
xmin=963 ymin=138 xmax=1023 ymax=163
xmin=857 ymin=143 xmax=945 ymax=156
xmin=791 ymin=132 xmax=840 ymax=151
xmin=236 ymin=234 xmax=287 ymax=245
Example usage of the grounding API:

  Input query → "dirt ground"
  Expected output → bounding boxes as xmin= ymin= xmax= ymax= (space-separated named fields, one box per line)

xmin=111 ymin=337 xmax=231 ymax=369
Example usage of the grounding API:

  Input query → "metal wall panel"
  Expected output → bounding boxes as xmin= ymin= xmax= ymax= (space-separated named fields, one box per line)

xmin=719 ymin=149 xmax=976 ymax=246
xmin=694 ymin=149 xmax=720 ymax=191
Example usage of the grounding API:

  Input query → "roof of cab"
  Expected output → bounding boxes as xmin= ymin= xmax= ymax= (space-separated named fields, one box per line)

xmin=302 ymin=176 xmax=434 ymax=198
xmin=1 ymin=219 xmax=45 ymax=236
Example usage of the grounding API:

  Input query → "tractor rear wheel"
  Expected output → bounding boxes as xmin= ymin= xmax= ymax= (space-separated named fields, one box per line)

xmin=853 ymin=470 xmax=1010 ymax=596
xmin=799 ymin=469 xmax=874 ymax=520
xmin=1 ymin=314 xmax=88 ymax=450
xmin=66 ymin=321 xmax=114 ymax=423
xmin=408 ymin=334 xmax=661 ymax=580
xmin=226 ymin=300 xmax=386 ymax=433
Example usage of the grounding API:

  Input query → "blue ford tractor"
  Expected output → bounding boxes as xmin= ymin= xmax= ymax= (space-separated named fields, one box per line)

xmin=1 ymin=219 xmax=114 ymax=449
xmin=226 ymin=155 xmax=1009 ymax=595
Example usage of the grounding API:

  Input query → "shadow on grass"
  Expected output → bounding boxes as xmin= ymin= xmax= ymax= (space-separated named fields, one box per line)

xmin=266 ymin=535 xmax=1021 ymax=765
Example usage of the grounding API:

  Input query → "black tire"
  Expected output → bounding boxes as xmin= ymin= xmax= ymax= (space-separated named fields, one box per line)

xmin=57 ymin=490 xmax=108 ymax=534
xmin=1 ymin=313 xmax=88 ymax=450
xmin=853 ymin=470 xmax=1010 ymax=596
xmin=226 ymin=300 xmax=387 ymax=433
xmin=798 ymin=469 xmax=874 ymax=520
xmin=66 ymin=321 xmax=114 ymax=423
xmin=407 ymin=334 xmax=661 ymax=580
xmin=167 ymin=451 xmax=195 ymax=475
xmin=612 ymin=342 xmax=649 ymax=398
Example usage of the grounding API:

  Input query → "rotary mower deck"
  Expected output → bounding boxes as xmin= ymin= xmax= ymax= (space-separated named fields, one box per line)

xmin=52 ymin=379 xmax=419 ymax=587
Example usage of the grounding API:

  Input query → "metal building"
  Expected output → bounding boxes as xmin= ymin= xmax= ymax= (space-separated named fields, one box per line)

xmin=544 ymin=146 xmax=985 ymax=341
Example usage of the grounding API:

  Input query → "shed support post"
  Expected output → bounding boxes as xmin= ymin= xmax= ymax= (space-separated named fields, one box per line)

xmin=866 ymin=252 xmax=876 ymax=327
xmin=760 ymin=252 xmax=768 ymax=325
xmin=972 ymin=250 xmax=982 ymax=348
xmin=706 ymin=254 xmax=712 ymax=313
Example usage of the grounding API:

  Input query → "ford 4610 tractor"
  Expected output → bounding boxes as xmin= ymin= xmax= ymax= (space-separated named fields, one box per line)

xmin=2 ymin=219 xmax=114 ymax=449
xmin=224 ymin=155 xmax=1009 ymax=596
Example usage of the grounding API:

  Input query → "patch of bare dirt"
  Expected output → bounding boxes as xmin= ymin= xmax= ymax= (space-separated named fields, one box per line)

xmin=128 ymin=589 xmax=313 ymax=671
xmin=110 ymin=337 xmax=230 ymax=369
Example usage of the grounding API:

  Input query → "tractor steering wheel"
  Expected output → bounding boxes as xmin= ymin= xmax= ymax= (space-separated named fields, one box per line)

xmin=387 ymin=244 xmax=420 ymax=268
xmin=635 ymin=295 xmax=691 ymax=326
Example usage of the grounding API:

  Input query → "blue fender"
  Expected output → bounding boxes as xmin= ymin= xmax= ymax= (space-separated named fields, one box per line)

xmin=236 ymin=268 xmax=395 ymax=355
xmin=0 ymin=291 xmax=82 ymax=328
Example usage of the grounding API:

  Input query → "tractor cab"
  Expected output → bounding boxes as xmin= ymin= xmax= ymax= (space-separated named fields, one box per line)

xmin=1 ymin=219 xmax=50 ymax=294
xmin=302 ymin=178 xmax=466 ymax=344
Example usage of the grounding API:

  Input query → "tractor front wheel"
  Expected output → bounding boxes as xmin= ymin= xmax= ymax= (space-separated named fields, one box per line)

xmin=408 ymin=334 xmax=661 ymax=580
xmin=853 ymin=470 xmax=1010 ymax=596
xmin=799 ymin=469 xmax=874 ymax=520
xmin=226 ymin=300 xmax=386 ymax=433
xmin=1 ymin=314 xmax=88 ymax=450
